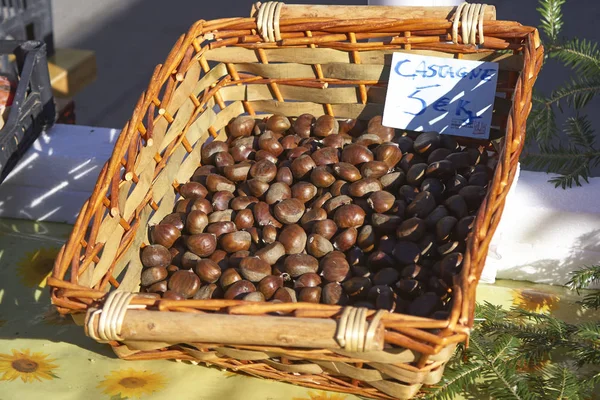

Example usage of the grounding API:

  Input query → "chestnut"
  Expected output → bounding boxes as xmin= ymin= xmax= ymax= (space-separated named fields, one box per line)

xmin=312 ymin=219 xmax=338 ymax=240
xmin=206 ymin=174 xmax=235 ymax=193
xmin=274 ymin=198 xmax=305 ymax=225
xmin=262 ymin=225 xmax=278 ymax=244
xmin=313 ymin=115 xmax=339 ymax=137
xmin=179 ymin=182 xmax=208 ymax=199
xmin=265 ymin=182 xmax=292 ymax=205
xmin=332 ymin=227 xmax=358 ymax=252
xmin=341 ymin=144 xmax=373 ymax=165
xmin=205 ymin=221 xmax=237 ymax=238
xmin=276 ymin=166 xmax=294 ymax=186
xmin=141 ymin=244 xmax=172 ymax=269
xmin=168 ymin=270 xmax=201 ymax=298
xmin=195 ymin=259 xmax=222 ymax=283
xmin=233 ymin=209 xmax=255 ymax=230
xmin=239 ymin=257 xmax=272 ymax=282
xmin=201 ymin=140 xmax=229 ymax=165
xmin=161 ymin=212 xmax=186 ymax=231
xmin=298 ymin=287 xmax=322 ymax=303
xmin=347 ymin=178 xmax=383 ymax=198
xmin=360 ymin=161 xmax=389 ymax=179
xmin=258 ymin=275 xmax=284 ymax=299
xmin=332 ymin=162 xmax=362 ymax=182
xmin=141 ymin=266 xmax=168 ymax=286
xmin=292 ymin=113 xmax=315 ymax=137
xmin=310 ymin=166 xmax=336 ymax=188
xmin=291 ymin=154 xmax=317 ymax=179
xmin=279 ymin=224 xmax=307 ymax=254
xmin=299 ymin=207 xmax=327 ymax=231
xmin=220 ymin=231 xmax=252 ymax=253
xmin=311 ymin=147 xmax=339 ymax=166
xmin=333 ymin=204 xmax=366 ymax=229
xmin=291 ymin=182 xmax=318 ymax=204
xmin=186 ymin=210 xmax=209 ymax=234
xmin=211 ymin=191 xmax=235 ymax=211
xmin=266 ymin=114 xmax=291 ymax=133
xmin=306 ymin=234 xmax=334 ymax=258
xmin=224 ymin=280 xmax=257 ymax=300
xmin=227 ymin=116 xmax=256 ymax=138
xmin=223 ymin=162 xmax=252 ymax=182
xmin=150 ymin=224 xmax=181 ymax=248
xmin=255 ymin=241 xmax=286 ymax=265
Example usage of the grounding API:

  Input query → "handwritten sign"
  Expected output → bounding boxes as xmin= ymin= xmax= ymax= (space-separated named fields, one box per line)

xmin=382 ymin=53 xmax=499 ymax=139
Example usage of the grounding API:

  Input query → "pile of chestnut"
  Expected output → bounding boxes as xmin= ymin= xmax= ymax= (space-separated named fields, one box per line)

xmin=139 ymin=113 xmax=493 ymax=319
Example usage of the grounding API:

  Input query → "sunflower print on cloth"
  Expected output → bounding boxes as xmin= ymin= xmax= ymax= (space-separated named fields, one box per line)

xmin=97 ymin=368 xmax=167 ymax=399
xmin=511 ymin=288 xmax=560 ymax=313
xmin=16 ymin=246 xmax=60 ymax=288
xmin=0 ymin=348 xmax=59 ymax=383
xmin=293 ymin=391 xmax=348 ymax=400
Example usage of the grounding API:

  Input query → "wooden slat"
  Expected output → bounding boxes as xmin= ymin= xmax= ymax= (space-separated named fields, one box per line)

xmin=205 ymin=48 xmax=523 ymax=71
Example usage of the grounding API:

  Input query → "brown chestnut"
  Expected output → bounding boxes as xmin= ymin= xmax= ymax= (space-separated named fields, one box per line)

xmin=258 ymin=134 xmax=284 ymax=157
xmin=201 ymin=140 xmax=229 ymax=165
xmin=205 ymin=221 xmax=237 ymax=238
xmin=255 ymin=241 xmax=286 ymax=265
xmin=239 ymin=257 xmax=272 ymax=282
xmin=234 ymin=209 xmax=254 ymax=230
xmin=299 ymin=207 xmax=327 ymax=231
xmin=266 ymin=114 xmax=291 ymax=133
xmin=211 ymin=191 xmax=235 ymax=212
xmin=290 ymin=154 xmax=316 ymax=179
xmin=313 ymin=115 xmax=339 ymax=137
xmin=330 ymin=180 xmax=349 ymax=197
xmin=332 ymin=162 xmax=362 ymax=182
xmin=312 ymin=219 xmax=338 ymax=240
xmin=224 ymin=280 xmax=257 ymax=300
xmin=348 ymin=177 xmax=383 ymax=198
xmin=186 ymin=233 xmax=217 ymax=257
xmin=265 ymin=182 xmax=292 ymax=205
xmin=311 ymin=147 xmax=339 ymax=166
xmin=249 ymin=160 xmax=277 ymax=183
xmin=341 ymin=144 xmax=373 ymax=165
xmin=310 ymin=166 xmax=336 ymax=188
xmin=333 ymin=204 xmax=366 ymax=229
xmin=307 ymin=234 xmax=334 ymax=258
xmin=367 ymin=191 xmax=396 ymax=213
xmin=208 ymin=209 xmax=233 ymax=223
xmin=322 ymin=282 xmax=349 ymax=305
xmin=291 ymin=181 xmax=318 ymax=204
xmin=375 ymin=143 xmax=403 ymax=169
xmin=168 ymin=270 xmax=201 ymax=298
xmin=206 ymin=174 xmax=235 ymax=193
xmin=360 ymin=161 xmax=389 ymax=179
xmin=227 ymin=116 xmax=255 ymax=138
xmin=220 ymin=231 xmax=252 ymax=252
xmin=320 ymin=251 xmax=350 ymax=283
xmin=332 ymin=227 xmax=358 ymax=252
xmin=179 ymin=182 xmax=208 ymax=199
xmin=150 ymin=224 xmax=181 ymax=248
xmin=141 ymin=266 xmax=168 ymax=286
xmin=195 ymin=259 xmax=222 ymax=283
xmin=279 ymin=224 xmax=307 ymax=254
xmin=214 ymin=151 xmax=235 ymax=171
xmin=298 ymin=287 xmax=322 ymax=303
xmin=246 ymin=178 xmax=270 ymax=198
xmin=368 ymin=116 xmax=395 ymax=142
xmin=276 ymin=166 xmax=294 ymax=186
xmin=223 ymin=162 xmax=252 ymax=182
xmin=292 ymin=113 xmax=315 ymax=137
xmin=262 ymin=225 xmax=278 ymax=244
xmin=161 ymin=212 xmax=186 ymax=231
xmin=274 ymin=198 xmax=305 ymax=224
xmin=186 ymin=210 xmax=209 ymax=234
xmin=219 ymin=267 xmax=242 ymax=288
xmin=323 ymin=195 xmax=353 ymax=215
xmin=258 ymin=275 xmax=284 ymax=299
xmin=193 ymin=283 xmax=222 ymax=300
xmin=357 ymin=225 xmax=376 ymax=252
xmin=141 ymin=244 xmax=172 ymax=269
xmin=294 ymin=273 xmax=322 ymax=289
xmin=284 ymin=254 xmax=319 ymax=277
xmin=252 ymin=201 xmax=283 ymax=228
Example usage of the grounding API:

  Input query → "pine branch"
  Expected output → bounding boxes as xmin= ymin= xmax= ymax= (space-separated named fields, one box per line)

xmin=537 ymin=0 xmax=566 ymax=44
xmin=545 ymin=76 xmax=600 ymax=110
xmin=528 ymin=95 xmax=558 ymax=143
xmin=566 ymin=265 xmax=600 ymax=292
xmin=542 ymin=365 xmax=583 ymax=400
xmin=421 ymin=362 xmax=485 ymax=400
xmin=564 ymin=116 xmax=596 ymax=150
xmin=550 ymin=38 xmax=600 ymax=77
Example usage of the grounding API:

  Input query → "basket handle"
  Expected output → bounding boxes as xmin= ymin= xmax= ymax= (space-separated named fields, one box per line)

xmin=85 ymin=291 xmax=387 ymax=352
xmin=250 ymin=1 xmax=496 ymax=44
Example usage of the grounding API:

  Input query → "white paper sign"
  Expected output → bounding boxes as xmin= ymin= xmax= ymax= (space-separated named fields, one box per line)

xmin=382 ymin=52 xmax=499 ymax=139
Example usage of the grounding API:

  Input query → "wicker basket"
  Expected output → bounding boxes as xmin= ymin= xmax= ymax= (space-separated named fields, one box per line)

xmin=50 ymin=3 xmax=543 ymax=399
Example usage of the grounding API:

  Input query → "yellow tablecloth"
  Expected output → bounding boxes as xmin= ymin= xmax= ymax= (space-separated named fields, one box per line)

xmin=0 ymin=217 xmax=594 ymax=400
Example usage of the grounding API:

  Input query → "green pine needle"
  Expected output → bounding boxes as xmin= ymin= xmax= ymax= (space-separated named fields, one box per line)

xmin=537 ymin=0 xmax=566 ymax=43
xmin=551 ymin=38 xmax=600 ymax=77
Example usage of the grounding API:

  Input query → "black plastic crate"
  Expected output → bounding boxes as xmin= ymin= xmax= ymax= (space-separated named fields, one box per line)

xmin=0 ymin=0 xmax=54 ymax=54
xmin=0 ymin=40 xmax=55 ymax=182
